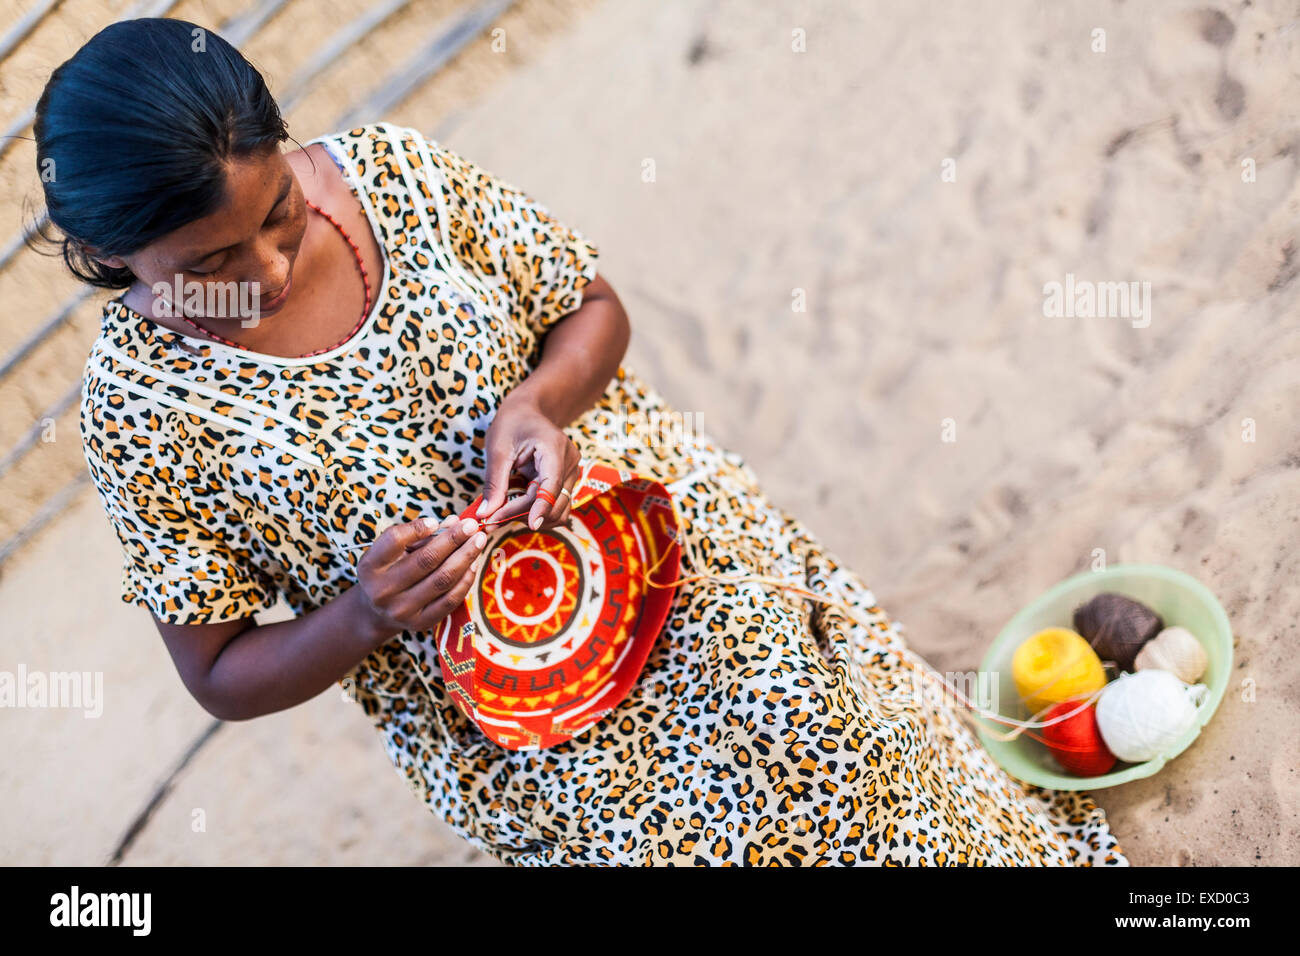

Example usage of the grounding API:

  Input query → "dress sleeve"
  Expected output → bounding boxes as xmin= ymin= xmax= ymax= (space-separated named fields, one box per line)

xmin=80 ymin=380 xmax=280 ymax=626
xmin=395 ymin=126 xmax=601 ymax=354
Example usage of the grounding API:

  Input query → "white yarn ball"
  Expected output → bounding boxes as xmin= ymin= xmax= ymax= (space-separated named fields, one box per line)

xmin=1134 ymin=626 xmax=1208 ymax=684
xmin=1095 ymin=670 xmax=1204 ymax=763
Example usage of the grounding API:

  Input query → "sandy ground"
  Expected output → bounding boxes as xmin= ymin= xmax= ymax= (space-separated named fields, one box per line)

xmin=3 ymin=0 xmax=1298 ymax=865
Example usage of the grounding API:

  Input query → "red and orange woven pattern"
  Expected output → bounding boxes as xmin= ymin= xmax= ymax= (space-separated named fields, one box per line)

xmin=437 ymin=460 xmax=682 ymax=750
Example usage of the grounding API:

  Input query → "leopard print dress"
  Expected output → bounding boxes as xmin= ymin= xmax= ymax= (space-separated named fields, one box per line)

xmin=81 ymin=121 xmax=1128 ymax=866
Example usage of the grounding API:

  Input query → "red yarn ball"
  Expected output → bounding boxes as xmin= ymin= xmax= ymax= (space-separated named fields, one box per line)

xmin=1042 ymin=700 xmax=1117 ymax=776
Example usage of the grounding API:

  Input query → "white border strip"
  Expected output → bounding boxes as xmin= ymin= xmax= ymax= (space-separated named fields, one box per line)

xmin=100 ymin=343 xmax=299 ymax=429
xmin=383 ymin=122 xmax=504 ymax=312
xmin=95 ymin=371 xmax=323 ymax=469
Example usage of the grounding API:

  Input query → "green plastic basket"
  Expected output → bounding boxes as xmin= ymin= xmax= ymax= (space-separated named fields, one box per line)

xmin=975 ymin=564 xmax=1232 ymax=790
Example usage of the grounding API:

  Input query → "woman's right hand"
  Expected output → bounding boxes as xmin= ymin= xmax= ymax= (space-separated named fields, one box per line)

xmin=354 ymin=513 xmax=488 ymax=637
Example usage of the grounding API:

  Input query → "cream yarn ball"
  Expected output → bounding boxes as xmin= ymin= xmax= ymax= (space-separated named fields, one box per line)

xmin=1095 ymin=669 xmax=1206 ymax=763
xmin=1134 ymin=626 xmax=1208 ymax=683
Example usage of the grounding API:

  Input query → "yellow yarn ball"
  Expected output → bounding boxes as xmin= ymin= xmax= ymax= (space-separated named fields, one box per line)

xmin=1012 ymin=627 xmax=1107 ymax=715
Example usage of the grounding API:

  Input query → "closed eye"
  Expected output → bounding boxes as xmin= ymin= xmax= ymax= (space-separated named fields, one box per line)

xmin=183 ymin=178 xmax=294 ymax=275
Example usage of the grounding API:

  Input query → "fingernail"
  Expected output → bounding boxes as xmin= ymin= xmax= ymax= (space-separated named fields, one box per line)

xmin=461 ymin=518 xmax=479 ymax=534
xmin=530 ymin=515 xmax=542 ymax=530
xmin=475 ymin=501 xmax=486 ymax=517
xmin=473 ymin=531 xmax=487 ymax=548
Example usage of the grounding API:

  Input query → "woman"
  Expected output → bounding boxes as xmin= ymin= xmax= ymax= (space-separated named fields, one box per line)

xmin=35 ymin=18 xmax=1126 ymax=865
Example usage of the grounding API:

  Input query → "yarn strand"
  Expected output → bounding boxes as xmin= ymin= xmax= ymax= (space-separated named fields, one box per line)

xmin=352 ymin=464 xmax=1099 ymax=739
xmin=634 ymin=468 xmax=1101 ymax=739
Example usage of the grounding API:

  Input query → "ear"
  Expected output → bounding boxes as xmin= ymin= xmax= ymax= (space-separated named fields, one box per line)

xmin=82 ymin=243 xmax=127 ymax=269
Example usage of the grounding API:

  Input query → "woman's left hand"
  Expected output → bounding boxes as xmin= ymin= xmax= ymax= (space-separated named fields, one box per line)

xmin=475 ymin=395 xmax=582 ymax=532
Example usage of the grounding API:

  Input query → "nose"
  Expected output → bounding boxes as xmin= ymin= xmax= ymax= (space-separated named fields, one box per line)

xmin=253 ymin=250 xmax=291 ymax=300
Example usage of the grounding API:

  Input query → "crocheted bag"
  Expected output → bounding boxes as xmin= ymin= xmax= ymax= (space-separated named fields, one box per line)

xmin=436 ymin=459 xmax=683 ymax=750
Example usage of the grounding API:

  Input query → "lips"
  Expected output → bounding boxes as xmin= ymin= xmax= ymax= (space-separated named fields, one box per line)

xmin=258 ymin=274 xmax=293 ymax=312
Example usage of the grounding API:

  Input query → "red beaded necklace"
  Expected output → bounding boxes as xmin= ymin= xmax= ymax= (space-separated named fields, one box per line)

xmin=174 ymin=198 xmax=373 ymax=357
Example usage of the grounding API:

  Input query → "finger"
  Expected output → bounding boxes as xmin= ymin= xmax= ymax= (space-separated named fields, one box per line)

xmin=486 ymin=457 xmax=553 ymax=526
xmin=480 ymin=457 xmax=538 ymax=526
xmin=391 ymin=529 xmax=486 ymax=620
xmin=555 ymin=476 xmax=577 ymax=526
xmin=559 ymin=451 xmax=582 ymax=520
xmin=388 ymin=516 xmax=483 ymax=592
xmin=483 ymin=489 xmax=535 ymax=527
xmin=398 ymin=510 xmax=462 ymax=552
xmin=475 ymin=436 xmax=525 ymax=520
xmin=480 ymin=472 xmax=539 ymax=529
xmin=422 ymin=511 xmax=464 ymax=544
xmin=527 ymin=446 xmax=568 ymax=531
xmin=410 ymin=560 xmax=480 ymax=632
xmin=364 ymin=513 xmax=445 ymax=567
xmin=544 ymin=496 xmax=572 ymax=530
xmin=539 ymin=451 xmax=581 ymax=529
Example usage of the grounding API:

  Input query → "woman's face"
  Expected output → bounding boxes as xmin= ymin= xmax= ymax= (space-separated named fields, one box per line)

xmin=94 ymin=143 xmax=308 ymax=329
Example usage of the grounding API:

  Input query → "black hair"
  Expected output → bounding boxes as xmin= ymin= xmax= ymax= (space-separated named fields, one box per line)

xmin=28 ymin=17 xmax=301 ymax=290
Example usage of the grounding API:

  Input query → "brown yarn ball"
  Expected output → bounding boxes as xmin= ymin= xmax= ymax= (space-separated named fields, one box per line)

xmin=1072 ymin=592 xmax=1164 ymax=672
